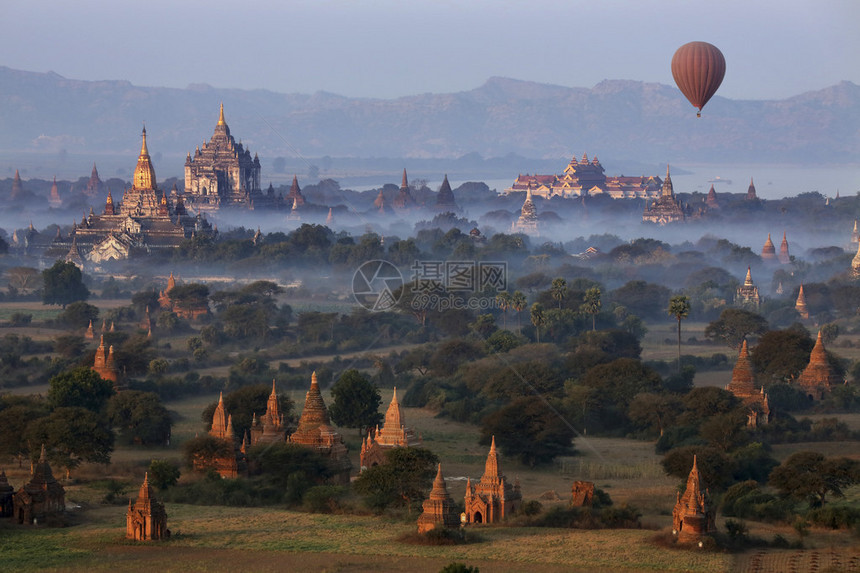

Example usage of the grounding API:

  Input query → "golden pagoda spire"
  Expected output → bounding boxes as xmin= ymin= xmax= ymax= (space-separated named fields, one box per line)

xmin=140 ymin=126 xmax=149 ymax=156
xmin=218 ymin=103 xmax=226 ymax=126
xmin=133 ymin=126 xmax=157 ymax=190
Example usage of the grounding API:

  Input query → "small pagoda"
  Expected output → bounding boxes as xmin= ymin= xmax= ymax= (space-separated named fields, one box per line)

xmin=725 ymin=340 xmax=770 ymax=427
xmin=91 ymin=335 xmax=119 ymax=387
xmin=705 ymin=184 xmax=719 ymax=209
xmin=289 ymin=372 xmax=351 ymax=484
xmin=797 ymin=331 xmax=842 ymax=400
xmin=761 ymin=233 xmax=777 ymax=261
xmin=393 ymin=169 xmax=417 ymax=211
xmin=360 ymin=388 xmax=421 ymax=470
xmin=250 ymin=380 xmax=287 ymax=446
xmin=13 ymin=445 xmax=65 ymax=525
xmin=734 ymin=267 xmax=761 ymax=308
xmin=435 ymin=174 xmax=459 ymax=213
xmin=795 ymin=285 xmax=810 ymax=319
xmin=417 ymin=464 xmax=460 ymax=534
xmin=194 ymin=393 xmax=241 ymax=478
xmin=0 ymin=470 xmax=14 ymax=517
xmin=511 ymin=186 xmax=540 ymax=235
xmin=672 ymin=456 xmax=715 ymax=544
xmin=642 ymin=166 xmax=685 ymax=225
xmin=851 ymin=242 xmax=860 ymax=278
xmin=126 ymin=473 xmax=168 ymax=540
xmin=778 ymin=232 xmax=791 ymax=264
xmin=464 ymin=437 xmax=521 ymax=524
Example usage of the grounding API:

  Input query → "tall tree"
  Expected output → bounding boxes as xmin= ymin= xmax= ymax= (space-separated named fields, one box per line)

xmin=581 ymin=287 xmax=602 ymax=331
xmin=704 ymin=308 xmax=769 ymax=350
xmin=511 ymin=291 xmax=527 ymax=331
xmin=495 ymin=291 xmax=511 ymax=329
xmin=42 ymin=261 xmax=89 ymax=308
xmin=667 ymin=295 xmax=691 ymax=370
xmin=26 ymin=407 xmax=114 ymax=478
xmin=353 ymin=447 xmax=438 ymax=512
xmin=328 ymin=369 xmax=383 ymax=437
xmin=107 ymin=391 xmax=172 ymax=445
xmin=481 ymin=396 xmax=576 ymax=466
xmin=530 ymin=302 xmax=546 ymax=343
xmin=769 ymin=451 xmax=860 ymax=507
xmin=48 ymin=367 xmax=115 ymax=412
xmin=550 ymin=277 xmax=568 ymax=310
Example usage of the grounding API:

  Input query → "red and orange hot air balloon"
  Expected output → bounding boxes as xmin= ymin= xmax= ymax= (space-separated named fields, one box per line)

xmin=671 ymin=41 xmax=726 ymax=117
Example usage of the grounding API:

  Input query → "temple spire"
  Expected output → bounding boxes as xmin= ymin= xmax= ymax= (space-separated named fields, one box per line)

xmin=218 ymin=102 xmax=226 ymax=126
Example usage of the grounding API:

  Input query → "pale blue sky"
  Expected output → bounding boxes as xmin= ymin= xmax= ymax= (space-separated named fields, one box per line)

xmin=3 ymin=0 xmax=857 ymax=100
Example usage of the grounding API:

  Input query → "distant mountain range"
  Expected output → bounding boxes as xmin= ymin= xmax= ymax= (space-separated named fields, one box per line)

xmin=0 ymin=66 xmax=858 ymax=165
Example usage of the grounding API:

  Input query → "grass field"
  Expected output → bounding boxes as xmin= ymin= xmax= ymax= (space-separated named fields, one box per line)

xmin=2 ymin=305 xmax=860 ymax=571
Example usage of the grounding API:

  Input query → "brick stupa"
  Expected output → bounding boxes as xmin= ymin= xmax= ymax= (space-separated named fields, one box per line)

xmin=126 ymin=473 xmax=168 ymax=540
xmin=194 ymin=392 xmax=241 ymax=478
xmin=761 ymin=233 xmax=777 ymax=261
xmin=92 ymin=335 xmax=119 ymax=386
xmin=778 ymin=232 xmax=790 ymax=264
xmin=672 ymin=455 xmax=715 ymax=544
xmin=795 ymin=285 xmax=810 ymax=319
xmin=417 ymin=464 xmax=460 ymax=534
xmin=464 ymin=436 xmax=522 ymax=524
xmin=797 ymin=331 xmax=842 ymax=400
xmin=725 ymin=340 xmax=770 ymax=426
xmin=289 ymin=372 xmax=351 ymax=484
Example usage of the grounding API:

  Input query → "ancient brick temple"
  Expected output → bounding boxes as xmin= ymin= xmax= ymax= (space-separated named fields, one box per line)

xmin=0 ymin=469 xmax=14 ymax=517
xmin=570 ymin=481 xmax=595 ymax=507
xmin=642 ymin=166 xmax=686 ymax=225
xmin=435 ymin=174 xmax=459 ymax=213
xmin=157 ymin=272 xmax=209 ymax=320
xmin=779 ymin=232 xmax=791 ymax=265
xmin=194 ymin=393 xmax=242 ymax=478
xmin=249 ymin=380 xmax=287 ymax=446
xmin=126 ymin=473 xmax=168 ymax=540
xmin=851 ymin=241 xmax=860 ymax=278
xmin=393 ymin=169 xmax=417 ymax=211
xmin=511 ymin=186 xmax=539 ymax=236
xmin=91 ymin=335 xmax=119 ymax=387
xmin=13 ymin=445 xmax=65 ymax=525
xmin=289 ymin=372 xmax=351 ymax=484
xmin=464 ymin=437 xmax=521 ymax=524
xmin=672 ymin=455 xmax=715 ymax=544
xmin=795 ymin=285 xmax=810 ymax=319
xmin=184 ymin=104 xmax=266 ymax=211
xmin=417 ymin=463 xmax=460 ymax=534
xmin=761 ymin=233 xmax=777 ymax=261
xmin=725 ymin=340 xmax=770 ymax=426
xmin=798 ymin=331 xmax=842 ymax=400
xmin=48 ymin=128 xmax=213 ymax=263
xmin=360 ymin=387 xmax=420 ymax=470
xmin=734 ymin=267 xmax=761 ymax=308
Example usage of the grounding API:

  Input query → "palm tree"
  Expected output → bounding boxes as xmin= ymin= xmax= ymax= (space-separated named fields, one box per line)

xmin=511 ymin=290 xmax=527 ymax=331
xmin=530 ymin=302 xmax=545 ymax=343
xmin=550 ymin=277 xmax=568 ymax=310
xmin=495 ymin=291 xmax=511 ymax=329
xmin=667 ymin=295 xmax=691 ymax=371
xmin=582 ymin=287 xmax=602 ymax=331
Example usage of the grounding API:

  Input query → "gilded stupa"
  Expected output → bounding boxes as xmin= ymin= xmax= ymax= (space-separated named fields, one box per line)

xmin=49 ymin=128 xmax=212 ymax=263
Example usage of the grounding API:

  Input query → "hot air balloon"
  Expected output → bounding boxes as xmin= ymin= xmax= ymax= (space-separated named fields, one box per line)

xmin=671 ymin=41 xmax=726 ymax=117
